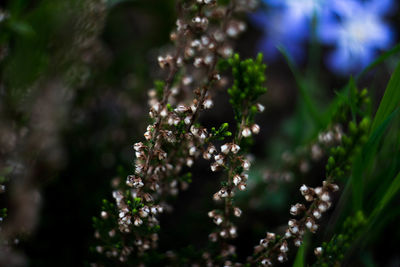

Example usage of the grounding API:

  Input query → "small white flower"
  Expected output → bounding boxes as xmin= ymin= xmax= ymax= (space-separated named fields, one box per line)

xmin=314 ymin=247 xmax=323 ymax=256
xmin=280 ymin=242 xmax=288 ymax=253
xmin=256 ymin=103 xmax=265 ymax=112
xmin=318 ymin=203 xmax=328 ymax=212
xmin=214 ymin=217 xmax=223 ymax=225
xmin=300 ymin=184 xmax=308 ymax=195
xmin=194 ymin=57 xmax=203 ymax=68
xmin=229 ymin=227 xmax=237 ymax=236
xmin=221 ymin=143 xmax=230 ymax=154
xmin=200 ymin=131 xmax=207 ymax=139
xmin=321 ymin=192 xmax=330 ymax=202
xmin=144 ymin=131 xmax=152 ymax=140
xmin=204 ymin=54 xmax=214 ymax=65
xmin=190 ymin=125 xmax=198 ymax=135
xmin=233 ymin=207 xmax=242 ymax=217
xmin=160 ymin=108 xmax=168 ymax=117
xmin=184 ymin=116 xmax=192 ymax=125
xmin=220 ymin=230 xmax=227 ymax=238
xmin=233 ymin=175 xmax=241 ymax=186
xmin=231 ymin=143 xmax=240 ymax=154
xmin=134 ymin=217 xmax=143 ymax=226
xmin=290 ymin=205 xmax=298 ymax=215
xmin=203 ymin=152 xmax=212 ymax=160
xmin=214 ymin=154 xmax=224 ymax=165
xmin=277 ymin=254 xmax=285 ymax=263
xmin=313 ymin=210 xmax=321 ymax=219
xmin=294 ymin=239 xmax=302 ymax=247
xmin=186 ymin=158 xmax=194 ymax=167
xmin=218 ymin=189 xmax=228 ymax=198
xmin=193 ymin=16 xmax=201 ymax=24
xmin=238 ymin=183 xmax=247 ymax=191
xmin=208 ymin=145 xmax=216 ymax=154
xmin=226 ymin=25 xmax=238 ymax=37
xmin=175 ymin=105 xmax=187 ymax=113
xmin=133 ymin=142 xmax=143 ymax=151
xmin=211 ymin=162 xmax=218 ymax=172
xmin=189 ymin=146 xmax=197 ymax=156
xmin=101 ymin=211 xmax=108 ymax=219
xmin=251 ymin=124 xmax=260 ymax=134
xmin=285 ymin=230 xmax=291 ymax=238
xmin=242 ymin=160 xmax=250 ymax=170
xmin=203 ymin=99 xmax=213 ymax=109
xmin=242 ymin=127 xmax=252 ymax=137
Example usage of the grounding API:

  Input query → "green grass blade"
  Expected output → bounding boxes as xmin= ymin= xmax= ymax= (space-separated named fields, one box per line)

xmin=351 ymin=108 xmax=399 ymax=211
xmin=369 ymin=171 xmax=400 ymax=222
xmin=356 ymin=43 xmax=400 ymax=80
xmin=293 ymin=236 xmax=307 ymax=267
xmin=370 ymin=62 xmax=400 ymax=133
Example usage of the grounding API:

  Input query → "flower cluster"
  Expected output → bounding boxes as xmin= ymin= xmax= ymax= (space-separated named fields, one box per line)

xmin=253 ymin=113 xmax=369 ymax=266
xmin=206 ymin=53 xmax=267 ymax=264
xmin=93 ymin=0 xmax=258 ymax=263
xmin=251 ymin=163 xmax=341 ymax=265
xmin=250 ymin=85 xmax=371 ymax=265
xmin=313 ymin=211 xmax=367 ymax=266
xmin=251 ymin=0 xmax=396 ymax=74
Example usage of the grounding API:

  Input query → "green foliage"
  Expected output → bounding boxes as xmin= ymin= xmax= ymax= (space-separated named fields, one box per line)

xmin=210 ymin=122 xmax=232 ymax=141
xmin=326 ymin=118 xmax=370 ymax=182
xmin=331 ymin=86 xmax=370 ymax=126
xmin=314 ymin=211 xmax=367 ymax=267
xmin=227 ymin=53 xmax=267 ymax=126
xmin=180 ymin=172 xmax=193 ymax=183
xmin=0 ymin=208 xmax=7 ymax=220
xmin=369 ymin=171 xmax=400 ymax=223
xmin=293 ymin=235 xmax=309 ymax=267
xmin=370 ymin=61 xmax=400 ymax=133
xmin=154 ymin=80 xmax=165 ymax=101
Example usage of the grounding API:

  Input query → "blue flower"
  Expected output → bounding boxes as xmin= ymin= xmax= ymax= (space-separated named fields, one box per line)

xmin=251 ymin=0 xmax=397 ymax=75
xmin=250 ymin=11 xmax=308 ymax=62
xmin=251 ymin=0 xmax=326 ymax=62
xmin=319 ymin=0 xmax=396 ymax=74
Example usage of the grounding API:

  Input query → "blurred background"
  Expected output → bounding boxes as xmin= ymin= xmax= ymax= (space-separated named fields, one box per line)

xmin=0 ymin=0 xmax=399 ymax=266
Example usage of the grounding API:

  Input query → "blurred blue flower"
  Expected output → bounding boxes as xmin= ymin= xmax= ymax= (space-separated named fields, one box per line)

xmin=251 ymin=0 xmax=397 ymax=75
xmin=251 ymin=0 xmax=326 ymax=62
xmin=319 ymin=0 xmax=396 ymax=74
xmin=250 ymin=11 xmax=308 ymax=62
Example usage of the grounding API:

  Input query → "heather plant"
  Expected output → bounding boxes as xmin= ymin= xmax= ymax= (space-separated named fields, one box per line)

xmin=0 ymin=0 xmax=399 ymax=266
xmin=90 ymin=0 xmax=400 ymax=266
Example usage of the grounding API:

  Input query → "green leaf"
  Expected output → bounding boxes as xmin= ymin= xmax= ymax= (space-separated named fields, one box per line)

xmin=369 ymin=171 xmax=400 ymax=222
xmin=351 ymin=108 xmax=399 ymax=211
xmin=293 ymin=236 xmax=307 ymax=267
xmin=370 ymin=62 xmax=400 ymax=133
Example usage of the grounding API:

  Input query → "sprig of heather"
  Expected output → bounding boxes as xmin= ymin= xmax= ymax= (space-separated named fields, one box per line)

xmin=250 ymin=88 xmax=371 ymax=266
xmin=263 ymin=87 xmax=371 ymax=185
xmin=93 ymin=0 xmax=259 ymax=263
xmin=206 ymin=53 xmax=267 ymax=265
